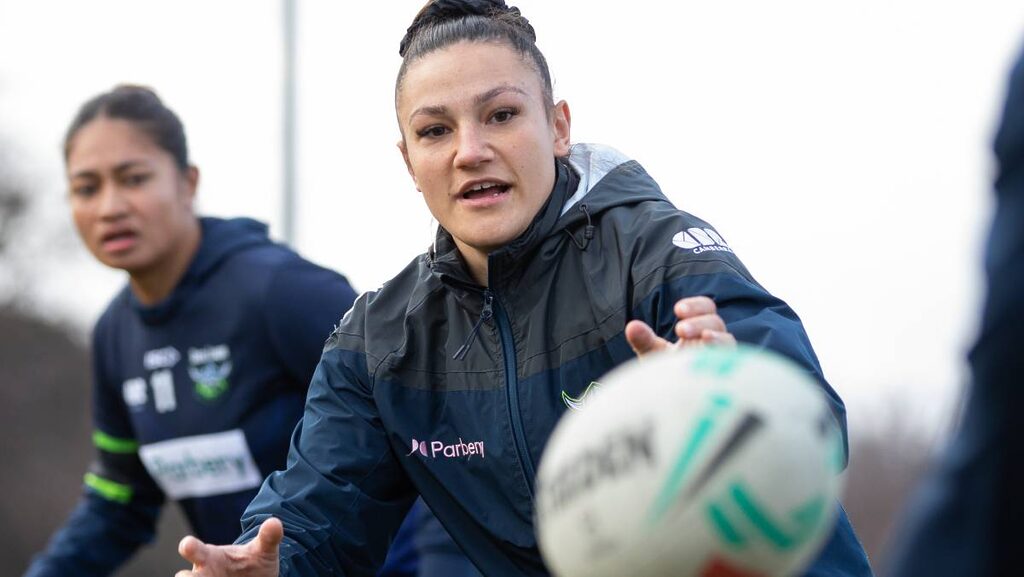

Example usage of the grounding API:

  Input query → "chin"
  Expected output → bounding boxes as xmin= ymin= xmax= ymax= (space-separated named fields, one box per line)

xmin=98 ymin=252 xmax=148 ymax=274
xmin=467 ymin=236 xmax=515 ymax=255
xmin=465 ymin=224 xmax=524 ymax=249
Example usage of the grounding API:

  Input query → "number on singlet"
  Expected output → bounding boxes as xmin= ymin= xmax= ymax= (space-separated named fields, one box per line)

xmin=150 ymin=369 xmax=177 ymax=413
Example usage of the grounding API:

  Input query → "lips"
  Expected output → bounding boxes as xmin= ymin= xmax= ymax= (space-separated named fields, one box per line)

xmin=99 ymin=229 xmax=139 ymax=254
xmin=458 ymin=180 xmax=512 ymax=206
xmin=463 ymin=183 xmax=509 ymax=199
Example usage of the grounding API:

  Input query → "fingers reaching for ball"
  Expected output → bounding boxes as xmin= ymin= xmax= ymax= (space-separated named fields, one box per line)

xmin=674 ymin=296 xmax=735 ymax=348
xmin=625 ymin=296 xmax=736 ymax=357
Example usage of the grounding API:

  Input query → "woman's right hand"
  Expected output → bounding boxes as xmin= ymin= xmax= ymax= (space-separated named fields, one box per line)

xmin=175 ymin=517 xmax=282 ymax=577
xmin=625 ymin=296 xmax=736 ymax=356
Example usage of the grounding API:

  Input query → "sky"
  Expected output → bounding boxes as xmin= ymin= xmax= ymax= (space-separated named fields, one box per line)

xmin=1 ymin=0 xmax=1023 ymax=437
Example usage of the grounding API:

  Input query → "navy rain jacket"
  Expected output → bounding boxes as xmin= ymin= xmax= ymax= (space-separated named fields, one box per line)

xmin=240 ymin=145 xmax=873 ymax=577
xmin=24 ymin=218 xmax=415 ymax=577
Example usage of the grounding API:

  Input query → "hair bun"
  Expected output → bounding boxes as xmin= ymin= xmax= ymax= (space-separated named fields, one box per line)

xmin=109 ymin=84 xmax=164 ymax=105
xmin=399 ymin=0 xmax=535 ymax=57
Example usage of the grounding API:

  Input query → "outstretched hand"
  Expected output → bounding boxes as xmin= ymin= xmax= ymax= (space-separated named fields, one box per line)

xmin=625 ymin=296 xmax=735 ymax=357
xmin=175 ymin=517 xmax=283 ymax=577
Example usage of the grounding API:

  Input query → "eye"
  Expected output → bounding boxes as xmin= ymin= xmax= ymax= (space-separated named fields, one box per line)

xmin=490 ymin=107 xmax=519 ymax=124
xmin=416 ymin=125 xmax=450 ymax=139
xmin=70 ymin=184 xmax=97 ymax=198
xmin=123 ymin=172 xmax=151 ymax=187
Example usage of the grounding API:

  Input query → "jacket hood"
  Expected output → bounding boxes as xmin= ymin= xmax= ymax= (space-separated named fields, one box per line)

xmin=130 ymin=216 xmax=273 ymax=324
xmin=428 ymin=143 xmax=670 ymax=287
xmin=556 ymin=143 xmax=669 ymax=227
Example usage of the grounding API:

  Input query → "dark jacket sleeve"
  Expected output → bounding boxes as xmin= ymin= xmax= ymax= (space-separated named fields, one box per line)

xmin=626 ymin=208 xmax=873 ymax=577
xmin=236 ymin=327 xmax=417 ymax=577
xmin=23 ymin=320 xmax=165 ymax=577
xmin=263 ymin=259 xmax=359 ymax=388
xmin=886 ymin=46 xmax=1024 ymax=577
xmin=626 ymin=208 xmax=847 ymax=454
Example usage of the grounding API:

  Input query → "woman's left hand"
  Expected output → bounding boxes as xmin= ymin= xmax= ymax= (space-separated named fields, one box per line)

xmin=625 ymin=296 xmax=736 ymax=357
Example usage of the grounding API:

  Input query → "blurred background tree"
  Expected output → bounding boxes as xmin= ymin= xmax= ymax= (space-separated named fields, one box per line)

xmin=845 ymin=410 xmax=950 ymax=570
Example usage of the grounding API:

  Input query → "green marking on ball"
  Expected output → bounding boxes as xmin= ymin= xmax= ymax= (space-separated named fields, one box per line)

xmin=828 ymin=430 xmax=845 ymax=474
xmin=707 ymin=502 xmax=747 ymax=548
xmin=691 ymin=347 xmax=752 ymax=376
xmin=790 ymin=495 xmax=827 ymax=544
xmin=731 ymin=482 xmax=796 ymax=550
xmin=647 ymin=393 xmax=732 ymax=524
xmin=728 ymin=482 xmax=829 ymax=552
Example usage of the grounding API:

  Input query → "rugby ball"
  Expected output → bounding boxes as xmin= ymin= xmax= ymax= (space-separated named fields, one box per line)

xmin=535 ymin=345 xmax=844 ymax=577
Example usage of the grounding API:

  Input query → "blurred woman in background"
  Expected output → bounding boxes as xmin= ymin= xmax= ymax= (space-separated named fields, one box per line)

xmin=22 ymin=85 xmax=422 ymax=577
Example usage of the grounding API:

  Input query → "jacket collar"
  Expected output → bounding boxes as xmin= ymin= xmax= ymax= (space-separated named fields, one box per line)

xmin=426 ymin=142 xmax=670 ymax=289
xmin=428 ymin=159 xmax=578 ymax=289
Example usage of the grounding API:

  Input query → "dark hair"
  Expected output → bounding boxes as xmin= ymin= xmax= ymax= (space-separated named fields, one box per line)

xmin=396 ymin=0 xmax=553 ymax=107
xmin=63 ymin=85 xmax=190 ymax=171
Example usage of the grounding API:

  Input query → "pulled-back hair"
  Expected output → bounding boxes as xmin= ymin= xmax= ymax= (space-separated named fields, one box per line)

xmin=64 ymin=85 xmax=190 ymax=171
xmin=396 ymin=0 xmax=553 ymax=107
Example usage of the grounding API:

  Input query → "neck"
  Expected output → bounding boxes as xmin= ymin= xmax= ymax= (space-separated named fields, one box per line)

xmin=129 ymin=219 xmax=202 ymax=306
xmin=456 ymin=240 xmax=490 ymax=287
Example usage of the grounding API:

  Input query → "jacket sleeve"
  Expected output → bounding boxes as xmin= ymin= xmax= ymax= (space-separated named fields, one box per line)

xmin=625 ymin=209 xmax=873 ymax=577
xmin=625 ymin=208 xmax=848 ymax=459
xmin=263 ymin=259 xmax=359 ymax=388
xmin=237 ymin=324 xmax=417 ymax=577
xmin=23 ymin=320 xmax=165 ymax=577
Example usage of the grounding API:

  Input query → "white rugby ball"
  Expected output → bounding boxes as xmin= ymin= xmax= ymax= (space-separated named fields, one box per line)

xmin=535 ymin=345 xmax=844 ymax=577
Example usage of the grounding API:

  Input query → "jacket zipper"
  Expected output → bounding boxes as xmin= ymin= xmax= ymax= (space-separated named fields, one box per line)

xmin=490 ymin=290 xmax=537 ymax=497
xmin=453 ymin=293 xmax=493 ymax=360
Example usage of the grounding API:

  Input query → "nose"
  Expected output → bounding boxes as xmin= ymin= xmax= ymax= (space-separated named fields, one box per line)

xmin=453 ymin=124 xmax=493 ymax=169
xmin=96 ymin=184 xmax=129 ymax=220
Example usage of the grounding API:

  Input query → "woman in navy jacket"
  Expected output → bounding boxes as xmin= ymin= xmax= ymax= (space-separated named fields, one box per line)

xmin=178 ymin=2 xmax=872 ymax=576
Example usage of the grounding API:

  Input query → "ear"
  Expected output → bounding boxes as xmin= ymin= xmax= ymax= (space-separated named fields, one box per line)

xmin=551 ymin=100 xmax=572 ymax=157
xmin=182 ymin=165 xmax=200 ymax=208
xmin=397 ymin=139 xmax=420 ymax=191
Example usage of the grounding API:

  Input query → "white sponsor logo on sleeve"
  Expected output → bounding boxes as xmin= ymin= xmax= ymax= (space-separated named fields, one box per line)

xmin=672 ymin=227 xmax=734 ymax=254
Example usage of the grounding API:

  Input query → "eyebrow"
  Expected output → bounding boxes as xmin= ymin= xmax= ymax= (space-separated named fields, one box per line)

xmin=69 ymin=160 xmax=150 ymax=180
xmin=407 ymin=84 xmax=529 ymax=123
xmin=474 ymin=84 xmax=528 ymax=106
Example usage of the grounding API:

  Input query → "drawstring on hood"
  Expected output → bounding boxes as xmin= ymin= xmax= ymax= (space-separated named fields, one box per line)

xmin=453 ymin=290 xmax=494 ymax=360
xmin=563 ymin=203 xmax=594 ymax=251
